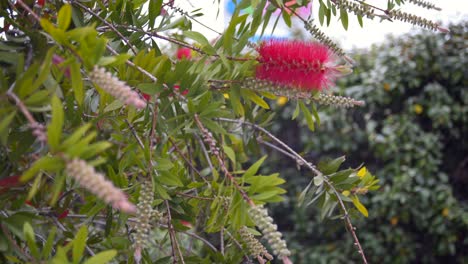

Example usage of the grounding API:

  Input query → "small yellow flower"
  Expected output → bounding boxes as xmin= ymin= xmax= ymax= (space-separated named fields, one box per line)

xmin=413 ymin=104 xmax=423 ymax=115
xmin=342 ymin=190 xmax=350 ymax=197
xmin=383 ymin=83 xmax=391 ymax=91
xmin=390 ymin=216 xmax=399 ymax=226
xmin=223 ymin=93 xmax=230 ymax=99
xmin=276 ymin=96 xmax=288 ymax=106
xmin=357 ymin=167 xmax=367 ymax=178
xmin=442 ymin=208 xmax=449 ymax=217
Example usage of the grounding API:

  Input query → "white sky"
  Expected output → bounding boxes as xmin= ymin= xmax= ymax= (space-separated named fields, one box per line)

xmin=178 ymin=0 xmax=468 ymax=50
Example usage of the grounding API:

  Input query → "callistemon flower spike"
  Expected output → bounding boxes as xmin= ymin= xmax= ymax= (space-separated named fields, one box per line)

xmin=248 ymin=205 xmax=291 ymax=259
xmin=65 ymin=158 xmax=136 ymax=214
xmin=255 ymin=40 xmax=340 ymax=91
xmin=239 ymin=226 xmax=273 ymax=264
xmin=134 ymin=180 xmax=162 ymax=263
xmin=242 ymin=78 xmax=313 ymax=99
xmin=313 ymin=93 xmax=365 ymax=108
xmin=89 ymin=66 xmax=147 ymax=109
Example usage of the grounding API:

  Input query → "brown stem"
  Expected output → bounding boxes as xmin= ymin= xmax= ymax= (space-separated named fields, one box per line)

xmin=6 ymin=90 xmax=47 ymax=143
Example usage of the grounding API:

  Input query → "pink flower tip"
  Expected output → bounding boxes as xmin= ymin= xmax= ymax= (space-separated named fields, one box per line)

xmin=255 ymin=39 xmax=339 ymax=91
xmin=176 ymin=48 xmax=192 ymax=60
xmin=437 ymin=26 xmax=450 ymax=33
xmin=115 ymin=200 xmax=137 ymax=214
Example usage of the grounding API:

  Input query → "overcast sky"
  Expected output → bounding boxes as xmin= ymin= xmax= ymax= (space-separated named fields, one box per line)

xmin=178 ymin=0 xmax=468 ymax=49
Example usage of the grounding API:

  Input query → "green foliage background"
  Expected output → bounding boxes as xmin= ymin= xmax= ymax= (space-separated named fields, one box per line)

xmin=0 ymin=0 xmax=464 ymax=263
xmin=268 ymin=21 xmax=468 ymax=263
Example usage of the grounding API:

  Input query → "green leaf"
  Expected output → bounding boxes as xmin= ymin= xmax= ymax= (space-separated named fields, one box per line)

xmin=49 ymin=172 xmax=66 ymax=206
xmin=243 ymin=155 xmax=267 ymax=180
xmin=352 ymin=195 xmax=369 ymax=217
xmin=313 ymin=175 xmax=324 ymax=186
xmin=70 ymin=62 xmax=84 ymax=106
xmin=148 ymin=0 xmax=164 ymax=28
xmin=20 ymin=156 xmax=64 ymax=182
xmin=318 ymin=156 xmax=346 ymax=175
xmin=183 ymin=31 xmax=210 ymax=46
xmin=299 ymin=101 xmax=315 ymax=131
xmin=155 ymin=158 xmax=174 ymax=171
xmin=340 ymin=7 xmax=349 ymax=30
xmin=242 ymin=89 xmax=270 ymax=109
xmin=97 ymin=54 xmax=132 ymax=66
xmin=62 ymin=123 xmax=92 ymax=149
xmin=23 ymin=222 xmax=40 ymax=259
xmin=357 ymin=14 xmax=364 ymax=27
xmin=42 ymin=227 xmax=57 ymax=259
xmin=47 ymin=96 xmax=64 ymax=151
xmin=292 ymin=101 xmax=300 ymax=120
xmin=73 ymin=226 xmax=88 ymax=264
xmin=311 ymin=104 xmax=320 ymax=127
xmin=223 ymin=145 xmax=236 ymax=164
xmin=318 ymin=4 xmax=326 ymax=25
xmin=82 ymin=250 xmax=117 ymax=264
xmin=0 ymin=111 xmax=16 ymax=145
xmin=229 ymin=87 xmax=244 ymax=116
xmin=159 ymin=171 xmax=183 ymax=187
xmin=32 ymin=47 xmax=56 ymax=92
xmin=57 ymin=4 xmax=72 ymax=30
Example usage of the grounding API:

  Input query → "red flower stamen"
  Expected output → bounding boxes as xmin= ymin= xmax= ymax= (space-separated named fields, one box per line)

xmin=256 ymin=40 xmax=338 ymax=91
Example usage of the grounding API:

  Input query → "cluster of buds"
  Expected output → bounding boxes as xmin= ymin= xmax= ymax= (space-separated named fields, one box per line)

xmin=303 ymin=19 xmax=347 ymax=59
xmin=407 ymin=0 xmax=441 ymax=11
xmin=242 ymin=78 xmax=312 ymax=99
xmin=238 ymin=226 xmax=273 ymax=264
xmin=65 ymin=158 xmax=136 ymax=214
xmin=248 ymin=205 xmax=291 ymax=259
xmin=333 ymin=0 xmax=376 ymax=19
xmin=200 ymin=127 xmax=220 ymax=156
xmin=133 ymin=180 xmax=162 ymax=263
xmin=30 ymin=122 xmax=47 ymax=143
xmin=218 ymin=196 xmax=231 ymax=211
xmin=88 ymin=66 xmax=147 ymax=109
xmin=313 ymin=93 xmax=365 ymax=108
xmin=387 ymin=10 xmax=449 ymax=32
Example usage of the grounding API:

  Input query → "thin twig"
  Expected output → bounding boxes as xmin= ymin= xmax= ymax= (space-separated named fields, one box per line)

xmin=176 ymin=192 xmax=214 ymax=201
xmin=98 ymin=25 xmax=250 ymax=62
xmin=6 ymin=89 xmax=47 ymax=143
xmin=215 ymin=117 xmax=368 ymax=264
xmin=1 ymin=224 xmax=32 ymax=261
xmin=164 ymin=200 xmax=185 ymax=264
xmin=73 ymin=1 xmax=138 ymax=54
xmin=194 ymin=115 xmax=254 ymax=207
xmin=15 ymin=0 xmax=40 ymax=21
xmin=168 ymin=138 xmax=209 ymax=184
xmin=220 ymin=228 xmax=225 ymax=256
xmin=125 ymin=119 xmax=145 ymax=149
xmin=195 ymin=134 xmax=215 ymax=173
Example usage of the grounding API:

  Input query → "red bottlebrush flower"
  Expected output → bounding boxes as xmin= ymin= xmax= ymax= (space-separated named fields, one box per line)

xmin=174 ymin=84 xmax=189 ymax=96
xmin=0 ymin=175 xmax=21 ymax=189
xmin=142 ymin=93 xmax=151 ymax=101
xmin=255 ymin=40 xmax=338 ymax=91
xmin=52 ymin=54 xmax=71 ymax=78
xmin=57 ymin=209 xmax=69 ymax=220
xmin=37 ymin=0 xmax=46 ymax=7
xmin=176 ymin=48 xmax=192 ymax=60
